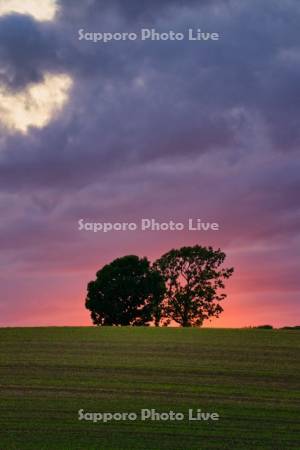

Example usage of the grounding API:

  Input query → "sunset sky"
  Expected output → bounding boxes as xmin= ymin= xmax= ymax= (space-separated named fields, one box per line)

xmin=0 ymin=0 xmax=299 ymax=327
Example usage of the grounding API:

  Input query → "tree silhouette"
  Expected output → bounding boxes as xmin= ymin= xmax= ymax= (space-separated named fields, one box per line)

xmin=154 ymin=245 xmax=234 ymax=327
xmin=85 ymin=255 xmax=165 ymax=326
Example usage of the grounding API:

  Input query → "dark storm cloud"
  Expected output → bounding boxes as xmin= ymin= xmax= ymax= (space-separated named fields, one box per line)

xmin=0 ymin=0 xmax=298 ymax=199
xmin=0 ymin=0 xmax=299 ymax=194
xmin=0 ymin=15 xmax=60 ymax=88
xmin=58 ymin=0 xmax=227 ymax=24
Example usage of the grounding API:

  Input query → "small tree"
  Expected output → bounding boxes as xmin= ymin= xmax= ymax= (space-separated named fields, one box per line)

xmin=85 ymin=255 xmax=165 ymax=326
xmin=154 ymin=245 xmax=234 ymax=327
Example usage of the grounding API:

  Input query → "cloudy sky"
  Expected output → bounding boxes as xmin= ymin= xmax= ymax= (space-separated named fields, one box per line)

xmin=0 ymin=0 xmax=299 ymax=327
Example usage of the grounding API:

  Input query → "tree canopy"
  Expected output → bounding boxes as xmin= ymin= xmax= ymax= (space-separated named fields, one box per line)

xmin=154 ymin=246 xmax=234 ymax=327
xmin=85 ymin=255 xmax=165 ymax=326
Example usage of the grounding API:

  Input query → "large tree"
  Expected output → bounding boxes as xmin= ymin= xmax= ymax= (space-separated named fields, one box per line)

xmin=86 ymin=255 xmax=165 ymax=326
xmin=154 ymin=246 xmax=234 ymax=327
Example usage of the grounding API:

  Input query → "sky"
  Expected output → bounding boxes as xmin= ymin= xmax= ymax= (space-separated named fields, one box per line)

xmin=0 ymin=0 xmax=299 ymax=328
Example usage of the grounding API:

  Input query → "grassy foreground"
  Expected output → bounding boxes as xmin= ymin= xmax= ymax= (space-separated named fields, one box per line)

xmin=0 ymin=327 xmax=299 ymax=450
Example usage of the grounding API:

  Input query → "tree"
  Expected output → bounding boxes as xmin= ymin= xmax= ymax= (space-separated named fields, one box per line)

xmin=148 ymin=269 xmax=167 ymax=327
xmin=85 ymin=255 xmax=165 ymax=326
xmin=154 ymin=245 xmax=234 ymax=327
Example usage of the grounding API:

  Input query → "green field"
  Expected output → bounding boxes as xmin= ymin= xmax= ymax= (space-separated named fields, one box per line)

xmin=0 ymin=327 xmax=299 ymax=449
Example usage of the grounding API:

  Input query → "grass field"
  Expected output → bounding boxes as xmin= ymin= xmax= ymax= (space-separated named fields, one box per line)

xmin=0 ymin=327 xmax=299 ymax=449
